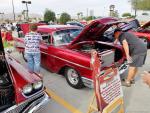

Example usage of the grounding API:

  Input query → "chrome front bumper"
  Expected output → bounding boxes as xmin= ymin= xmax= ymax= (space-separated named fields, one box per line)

xmin=81 ymin=62 xmax=128 ymax=88
xmin=81 ymin=77 xmax=94 ymax=88
xmin=2 ymin=92 xmax=49 ymax=113
xmin=27 ymin=93 xmax=49 ymax=113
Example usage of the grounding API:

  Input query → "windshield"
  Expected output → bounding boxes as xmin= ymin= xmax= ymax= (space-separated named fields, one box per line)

xmin=53 ymin=29 xmax=82 ymax=46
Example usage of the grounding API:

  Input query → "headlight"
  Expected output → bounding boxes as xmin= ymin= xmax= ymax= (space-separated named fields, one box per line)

xmin=23 ymin=84 xmax=33 ymax=94
xmin=33 ymin=81 xmax=43 ymax=90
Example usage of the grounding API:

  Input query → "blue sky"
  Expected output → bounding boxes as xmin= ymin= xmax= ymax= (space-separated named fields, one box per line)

xmin=0 ymin=0 xmax=133 ymax=17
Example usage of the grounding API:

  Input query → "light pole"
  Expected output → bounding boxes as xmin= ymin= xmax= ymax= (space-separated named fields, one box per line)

xmin=134 ymin=0 xmax=137 ymax=18
xmin=22 ymin=1 xmax=31 ymax=21
xmin=12 ymin=0 xmax=15 ymax=21
xmin=22 ymin=10 xmax=26 ymax=20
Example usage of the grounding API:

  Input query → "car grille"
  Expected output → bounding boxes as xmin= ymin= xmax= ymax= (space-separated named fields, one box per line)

xmin=3 ymin=92 xmax=45 ymax=113
xmin=0 ymin=85 xmax=14 ymax=111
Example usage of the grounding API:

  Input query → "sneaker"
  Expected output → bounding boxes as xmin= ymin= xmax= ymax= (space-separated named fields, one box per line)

xmin=121 ymin=80 xmax=131 ymax=87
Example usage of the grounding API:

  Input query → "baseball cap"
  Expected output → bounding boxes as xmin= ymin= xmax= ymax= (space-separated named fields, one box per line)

xmin=114 ymin=28 xmax=122 ymax=34
xmin=113 ymin=28 xmax=122 ymax=37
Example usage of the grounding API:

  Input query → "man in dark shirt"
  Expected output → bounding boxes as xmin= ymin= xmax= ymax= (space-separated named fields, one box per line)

xmin=113 ymin=28 xmax=147 ymax=87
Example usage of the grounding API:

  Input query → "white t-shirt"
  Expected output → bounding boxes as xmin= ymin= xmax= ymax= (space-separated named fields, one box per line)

xmin=24 ymin=32 xmax=42 ymax=53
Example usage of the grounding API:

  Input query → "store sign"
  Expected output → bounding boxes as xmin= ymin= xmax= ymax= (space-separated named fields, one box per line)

xmin=90 ymin=50 xmax=124 ymax=113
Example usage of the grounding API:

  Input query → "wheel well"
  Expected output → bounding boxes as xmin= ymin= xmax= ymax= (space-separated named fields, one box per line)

xmin=58 ymin=66 xmax=69 ymax=76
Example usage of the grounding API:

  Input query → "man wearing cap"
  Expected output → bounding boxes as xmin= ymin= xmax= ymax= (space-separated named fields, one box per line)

xmin=113 ymin=28 xmax=147 ymax=87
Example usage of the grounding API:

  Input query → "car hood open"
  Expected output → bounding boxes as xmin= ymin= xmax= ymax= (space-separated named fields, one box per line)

xmin=141 ymin=21 xmax=150 ymax=28
xmin=70 ymin=17 xmax=119 ymax=45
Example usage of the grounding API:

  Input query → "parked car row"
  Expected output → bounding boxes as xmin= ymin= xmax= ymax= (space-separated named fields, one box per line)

xmin=14 ymin=17 xmax=150 ymax=89
xmin=14 ymin=17 xmax=129 ymax=89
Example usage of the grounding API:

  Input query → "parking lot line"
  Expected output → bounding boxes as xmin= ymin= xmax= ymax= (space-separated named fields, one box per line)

xmin=46 ymin=88 xmax=82 ymax=113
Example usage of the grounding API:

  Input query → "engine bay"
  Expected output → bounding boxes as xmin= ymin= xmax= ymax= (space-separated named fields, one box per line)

xmin=75 ymin=41 xmax=123 ymax=68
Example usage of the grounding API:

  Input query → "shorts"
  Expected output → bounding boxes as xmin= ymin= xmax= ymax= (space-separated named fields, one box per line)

xmin=130 ymin=53 xmax=147 ymax=67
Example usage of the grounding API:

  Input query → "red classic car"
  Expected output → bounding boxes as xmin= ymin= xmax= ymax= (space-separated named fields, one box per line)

xmin=14 ymin=17 xmax=127 ymax=89
xmin=131 ymin=20 xmax=150 ymax=48
xmin=16 ymin=22 xmax=46 ymax=38
xmin=0 ymin=33 xmax=49 ymax=112
xmin=120 ymin=19 xmax=150 ymax=48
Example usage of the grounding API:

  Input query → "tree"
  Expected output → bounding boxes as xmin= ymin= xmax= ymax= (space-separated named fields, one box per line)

xmin=77 ymin=12 xmax=83 ymax=20
xmin=85 ymin=16 xmax=96 ymax=21
xmin=77 ymin=13 xmax=80 ymax=20
xmin=131 ymin=0 xmax=150 ymax=17
xmin=122 ymin=13 xmax=132 ymax=17
xmin=59 ymin=12 xmax=71 ymax=24
xmin=44 ymin=9 xmax=56 ymax=22
xmin=131 ymin=0 xmax=150 ymax=10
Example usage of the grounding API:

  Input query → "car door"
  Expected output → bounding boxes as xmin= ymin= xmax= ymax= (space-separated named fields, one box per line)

xmin=38 ymin=32 xmax=56 ymax=71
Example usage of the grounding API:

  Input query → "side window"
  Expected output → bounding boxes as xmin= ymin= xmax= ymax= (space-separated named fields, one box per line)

xmin=38 ymin=32 xmax=52 ymax=45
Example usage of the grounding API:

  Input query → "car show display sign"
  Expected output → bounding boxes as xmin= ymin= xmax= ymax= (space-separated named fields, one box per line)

xmin=90 ymin=50 xmax=124 ymax=113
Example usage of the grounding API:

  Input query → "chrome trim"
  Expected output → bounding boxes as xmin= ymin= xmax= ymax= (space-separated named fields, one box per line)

xmin=2 ymin=105 xmax=18 ymax=113
xmin=2 ymin=91 xmax=45 ymax=113
xmin=81 ymin=77 xmax=94 ymax=88
xmin=1 ymin=93 xmax=49 ymax=113
xmin=26 ymin=93 xmax=49 ymax=113
xmin=41 ymin=51 xmax=92 ymax=70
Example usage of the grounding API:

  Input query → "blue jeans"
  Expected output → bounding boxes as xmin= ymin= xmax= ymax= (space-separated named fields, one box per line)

xmin=25 ymin=53 xmax=41 ymax=74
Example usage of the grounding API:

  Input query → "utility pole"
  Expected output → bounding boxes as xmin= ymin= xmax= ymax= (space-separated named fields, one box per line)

xmin=134 ymin=0 xmax=137 ymax=18
xmin=12 ymin=0 xmax=15 ymax=21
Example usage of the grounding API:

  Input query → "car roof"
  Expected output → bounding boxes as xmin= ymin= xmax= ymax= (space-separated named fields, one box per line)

xmin=38 ymin=25 xmax=81 ymax=31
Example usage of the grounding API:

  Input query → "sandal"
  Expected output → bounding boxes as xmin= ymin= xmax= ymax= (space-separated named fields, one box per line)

xmin=131 ymin=79 xmax=135 ymax=84
xmin=121 ymin=80 xmax=131 ymax=87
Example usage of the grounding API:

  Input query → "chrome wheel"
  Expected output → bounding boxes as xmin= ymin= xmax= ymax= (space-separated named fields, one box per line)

xmin=65 ymin=67 xmax=84 ymax=89
xmin=67 ymin=69 xmax=79 ymax=85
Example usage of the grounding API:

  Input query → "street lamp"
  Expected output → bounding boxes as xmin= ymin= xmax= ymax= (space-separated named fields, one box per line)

xmin=12 ymin=0 xmax=15 ymax=21
xmin=22 ymin=1 xmax=31 ymax=21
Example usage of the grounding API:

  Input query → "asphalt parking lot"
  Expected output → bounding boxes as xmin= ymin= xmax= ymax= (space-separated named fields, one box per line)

xmin=11 ymin=50 xmax=150 ymax=113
